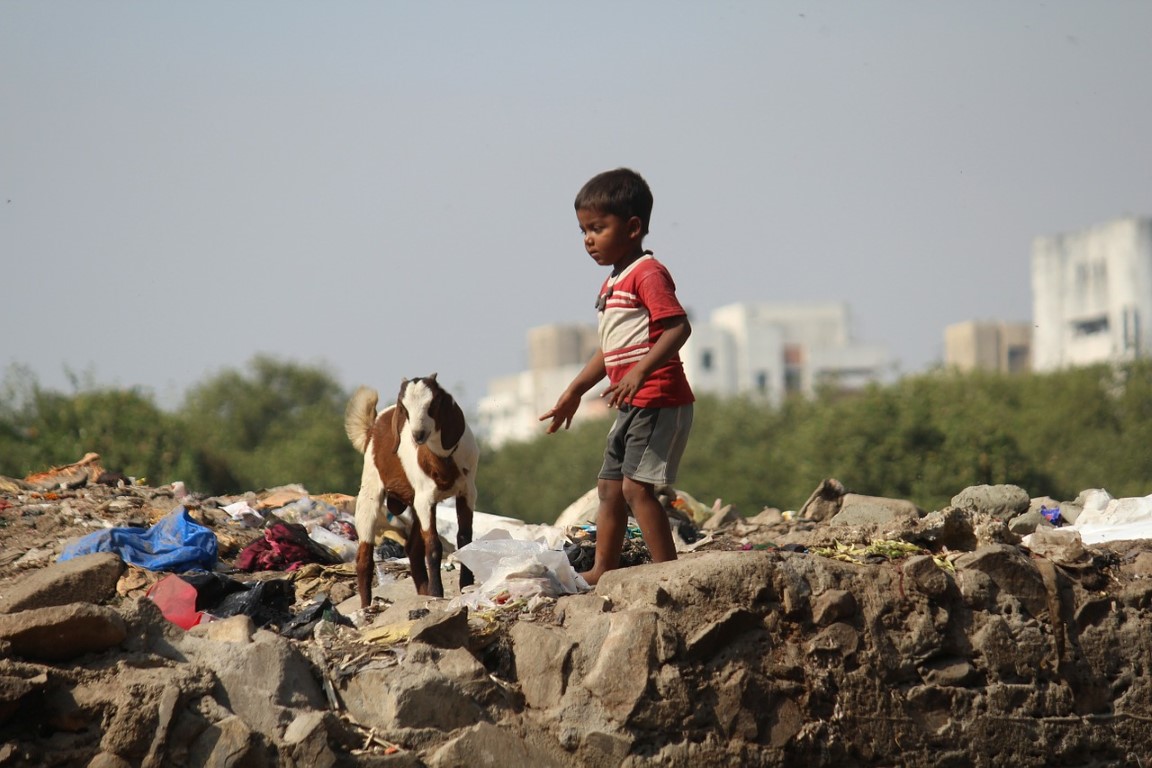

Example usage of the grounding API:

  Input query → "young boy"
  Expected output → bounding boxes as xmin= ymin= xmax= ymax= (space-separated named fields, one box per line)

xmin=540 ymin=167 xmax=694 ymax=585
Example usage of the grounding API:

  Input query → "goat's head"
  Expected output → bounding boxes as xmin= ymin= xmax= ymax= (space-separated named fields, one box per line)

xmin=391 ymin=373 xmax=466 ymax=454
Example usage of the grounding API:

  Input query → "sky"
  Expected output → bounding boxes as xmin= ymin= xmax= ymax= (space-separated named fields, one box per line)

xmin=3 ymin=2 xmax=1151 ymax=413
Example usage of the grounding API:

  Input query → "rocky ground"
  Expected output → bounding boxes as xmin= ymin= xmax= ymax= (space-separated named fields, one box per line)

xmin=3 ymin=459 xmax=1152 ymax=767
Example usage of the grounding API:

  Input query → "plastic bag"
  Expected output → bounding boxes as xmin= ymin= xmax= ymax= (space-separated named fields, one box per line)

xmin=58 ymin=506 xmax=218 ymax=573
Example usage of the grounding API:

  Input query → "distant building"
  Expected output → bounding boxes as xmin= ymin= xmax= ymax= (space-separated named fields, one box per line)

xmin=944 ymin=321 xmax=1032 ymax=373
xmin=475 ymin=325 xmax=609 ymax=447
xmin=1032 ymin=216 xmax=1152 ymax=371
xmin=478 ymin=303 xmax=893 ymax=447
xmin=681 ymin=301 xmax=893 ymax=404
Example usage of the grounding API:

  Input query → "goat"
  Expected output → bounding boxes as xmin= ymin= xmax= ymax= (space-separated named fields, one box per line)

xmin=345 ymin=374 xmax=478 ymax=607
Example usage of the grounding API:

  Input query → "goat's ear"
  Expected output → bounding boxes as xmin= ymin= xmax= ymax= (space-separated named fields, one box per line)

xmin=391 ymin=405 xmax=406 ymax=453
xmin=392 ymin=379 xmax=409 ymax=453
xmin=438 ymin=394 xmax=466 ymax=451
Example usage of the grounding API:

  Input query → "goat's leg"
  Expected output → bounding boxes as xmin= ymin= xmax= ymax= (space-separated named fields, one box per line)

xmin=356 ymin=541 xmax=375 ymax=609
xmin=424 ymin=514 xmax=445 ymax=598
xmin=353 ymin=461 xmax=385 ymax=609
xmin=407 ymin=517 xmax=430 ymax=595
xmin=455 ymin=494 xmax=475 ymax=590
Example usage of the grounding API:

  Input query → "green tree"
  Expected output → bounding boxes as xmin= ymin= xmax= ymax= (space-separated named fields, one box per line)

xmin=178 ymin=356 xmax=360 ymax=494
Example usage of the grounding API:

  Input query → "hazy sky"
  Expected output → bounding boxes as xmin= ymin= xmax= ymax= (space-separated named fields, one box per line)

xmin=3 ymin=2 xmax=1151 ymax=411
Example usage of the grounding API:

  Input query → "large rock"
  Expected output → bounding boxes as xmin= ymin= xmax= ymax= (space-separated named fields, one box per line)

xmin=0 ymin=552 xmax=125 ymax=614
xmin=0 ymin=603 xmax=127 ymax=661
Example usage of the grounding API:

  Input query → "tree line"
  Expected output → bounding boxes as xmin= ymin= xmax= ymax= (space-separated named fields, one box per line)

xmin=3 ymin=356 xmax=1151 ymax=524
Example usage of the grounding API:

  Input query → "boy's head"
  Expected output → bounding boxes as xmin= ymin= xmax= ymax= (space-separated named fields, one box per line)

xmin=574 ymin=168 xmax=653 ymax=237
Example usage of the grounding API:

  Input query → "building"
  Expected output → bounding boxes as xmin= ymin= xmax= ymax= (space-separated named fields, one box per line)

xmin=478 ymin=303 xmax=893 ymax=447
xmin=1032 ymin=216 xmax=1152 ymax=371
xmin=681 ymin=302 xmax=894 ymax=404
xmin=475 ymin=325 xmax=609 ymax=447
xmin=944 ymin=321 xmax=1032 ymax=373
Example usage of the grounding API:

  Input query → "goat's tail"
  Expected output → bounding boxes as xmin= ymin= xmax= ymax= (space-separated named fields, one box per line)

xmin=345 ymin=386 xmax=380 ymax=454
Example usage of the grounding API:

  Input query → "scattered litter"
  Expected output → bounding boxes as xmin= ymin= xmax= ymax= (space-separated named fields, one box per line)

xmin=235 ymin=521 xmax=342 ymax=572
xmin=1071 ymin=492 xmax=1152 ymax=545
xmin=449 ymin=533 xmax=590 ymax=610
xmin=58 ymin=506 xmax=218 ymax=573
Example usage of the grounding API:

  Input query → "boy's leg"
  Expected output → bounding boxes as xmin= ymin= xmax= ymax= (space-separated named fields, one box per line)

xmin=623 ymin=478 xmax=678 ymax=563
xmin=581 ymin=477 xmax=628 ymax=585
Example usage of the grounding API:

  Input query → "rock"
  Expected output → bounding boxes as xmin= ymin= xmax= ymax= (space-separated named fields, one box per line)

xmin=830 ymin=493 xmax=923 ymax=528
xmin=6 ymin=478 xmax=1152 ymax=766
xmin=0 ymin=603 xmax=127 ymax=661
xmin=176 ymin=625 xmax=326 ymax=740
xmin=798 ymin=478 xmax=845 ymax=522
xmin=185 ymin=714 xmax=263 ymax=768
xmin=701 ymin=504 xmax=741 ymax=531
xmin=428 ymin=721 xmax=567 ymax=768
xmin=0 ymin=552 xmax=125 ymax=614
xmin=511 ymin=622 xmax=574 ymax=709
xmin=951 ymin=484 xmax=1031 ymax=520
xmin=410 ymin=606 xmax=469 ymax=648
xmin=811 ymin=589 xmax=857 ymax=626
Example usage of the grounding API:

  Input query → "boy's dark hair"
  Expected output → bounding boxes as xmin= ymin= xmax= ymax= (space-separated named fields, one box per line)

xmin=574 ymin=168 xmax=654 ymax=236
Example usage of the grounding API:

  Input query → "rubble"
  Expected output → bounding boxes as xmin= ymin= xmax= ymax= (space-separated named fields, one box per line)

xmin=3 ymin=456 xmax=1152 ymax=766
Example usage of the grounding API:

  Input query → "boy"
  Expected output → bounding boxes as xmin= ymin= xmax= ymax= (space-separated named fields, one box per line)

xmin=540 ymin=167 xmax=694 ymax=585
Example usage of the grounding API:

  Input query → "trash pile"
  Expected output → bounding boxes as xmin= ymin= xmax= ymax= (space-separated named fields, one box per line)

xmin=4 ymin=454 xmax=1152 ymax=767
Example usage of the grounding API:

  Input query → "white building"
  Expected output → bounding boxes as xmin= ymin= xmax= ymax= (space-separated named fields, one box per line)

xmin=475 ymin=325 xmax=610 ymax=447
xmin=478 ymin=303 xmax=893 ymax=447
xmin=1032 ymin=216 xmax=1152 ymax=371
xmin=681 ymin=302 xmax=894 ymax=404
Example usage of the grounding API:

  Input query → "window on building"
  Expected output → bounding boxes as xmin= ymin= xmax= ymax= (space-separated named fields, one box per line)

xmin=1072 ymin=316 xmax=1109 ymax=336
xmin=755 ymin=371 xmax=768 ymax=393
xmin=701 ymin=350 xmax=713 ymax=371
xmin=784 ymin=368 xmax=802 ymax=394
xmin=1006 ymin=346 xmax=1029 ymax=373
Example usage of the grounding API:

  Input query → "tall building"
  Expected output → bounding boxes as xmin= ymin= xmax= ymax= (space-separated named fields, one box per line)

xmin=1032 ymin=216 xmax=1152 ymax=371
xmin=944 ymin=321 xmax=1032 ymax=373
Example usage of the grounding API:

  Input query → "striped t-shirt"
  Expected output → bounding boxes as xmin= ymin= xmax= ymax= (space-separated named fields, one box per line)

xmin=596 ymin=253 xmax=695 ymax=408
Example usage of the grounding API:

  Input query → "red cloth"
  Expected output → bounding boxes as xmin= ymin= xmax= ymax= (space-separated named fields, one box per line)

xmin=235 ymin=522 xmax=336 ymax=572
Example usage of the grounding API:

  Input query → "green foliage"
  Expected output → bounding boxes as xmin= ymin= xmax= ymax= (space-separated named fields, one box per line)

xmin=178 ymin=355 xmax=361 ymax=494
xmin=6 ymin=359 xmax=1152 ymax=521
xmin=476 ymin=416 xmax=609 ymax=523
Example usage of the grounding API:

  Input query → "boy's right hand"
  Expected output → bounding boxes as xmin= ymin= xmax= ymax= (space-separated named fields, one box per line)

xmin=540 ymin=393 xmax=580 ymax=433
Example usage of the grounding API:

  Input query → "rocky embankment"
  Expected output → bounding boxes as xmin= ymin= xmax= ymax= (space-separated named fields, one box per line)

xmin=3 ymin=465 xmax=1152 ymax=767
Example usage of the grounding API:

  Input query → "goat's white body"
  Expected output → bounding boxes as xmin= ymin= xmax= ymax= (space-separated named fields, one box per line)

xmin=351 ymin=396 xmax=478 ymax=547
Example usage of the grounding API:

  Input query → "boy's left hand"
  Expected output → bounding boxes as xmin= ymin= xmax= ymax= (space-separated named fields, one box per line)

xmin=603 ymin=369 xmax=644 ymax=408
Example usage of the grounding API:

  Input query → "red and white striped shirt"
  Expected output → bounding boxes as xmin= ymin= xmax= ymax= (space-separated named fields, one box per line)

xmin=596 ymin=253 xmax=695 ymax=407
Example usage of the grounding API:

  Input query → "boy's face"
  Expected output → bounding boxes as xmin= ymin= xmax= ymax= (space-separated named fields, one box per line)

xmin=576 ymin=208 xmax=643 ymax=269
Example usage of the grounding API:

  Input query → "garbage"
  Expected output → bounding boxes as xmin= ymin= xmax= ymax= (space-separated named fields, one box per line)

xmin=146 ymin=573 xmax=207 ymax=630
xmin=449 ymin=532 xmax=589 ymax=609
xmin=58 ymin=506 xmax=218 ymax=573
xmin=282 ymin=595 xmax=354 ymax=640
xmin=235 ymin=521 xmax=342 ymax=572
xmin=1072 ymin=492 xmax=1152 ymax=544
xmin=309 ymin=525 xmax=358 ymax=563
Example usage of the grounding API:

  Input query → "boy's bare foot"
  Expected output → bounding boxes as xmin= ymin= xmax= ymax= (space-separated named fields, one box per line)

xmin=578 ymin=569 xmax=603 ymax=586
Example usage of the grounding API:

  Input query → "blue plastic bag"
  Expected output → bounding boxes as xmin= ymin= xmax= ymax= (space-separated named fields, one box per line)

xmin=58 ymin=506 xmax=218 ymax=572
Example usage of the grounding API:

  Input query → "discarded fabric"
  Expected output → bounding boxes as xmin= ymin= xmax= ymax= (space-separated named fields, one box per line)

xmin=58 ymin=506 xmax=218 ymax=572
xmin=235 ymin=521 xmax=342 ymax=572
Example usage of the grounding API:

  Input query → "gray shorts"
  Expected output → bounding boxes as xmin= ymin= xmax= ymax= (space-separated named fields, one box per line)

xmin=598 ymin=403 xmax=693 ymax=485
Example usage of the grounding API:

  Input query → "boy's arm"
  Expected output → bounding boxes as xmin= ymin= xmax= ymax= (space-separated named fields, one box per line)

xmin=603 ymin=315 xmax=691 ymax=408
xmin=540 ymin=349 xmax=607 ymax=433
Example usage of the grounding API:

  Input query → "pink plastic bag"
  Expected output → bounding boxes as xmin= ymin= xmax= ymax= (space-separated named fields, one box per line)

xmin=146 ymin=574 xmax=204 ymax=630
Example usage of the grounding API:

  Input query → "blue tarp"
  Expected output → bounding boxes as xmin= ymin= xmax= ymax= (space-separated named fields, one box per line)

xmin=58 ymin=506 xmax=218 ymax=572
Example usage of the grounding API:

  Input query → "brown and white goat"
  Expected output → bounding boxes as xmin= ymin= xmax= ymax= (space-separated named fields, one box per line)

xmin=345 ymin=374 xmax=478 ymax=607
